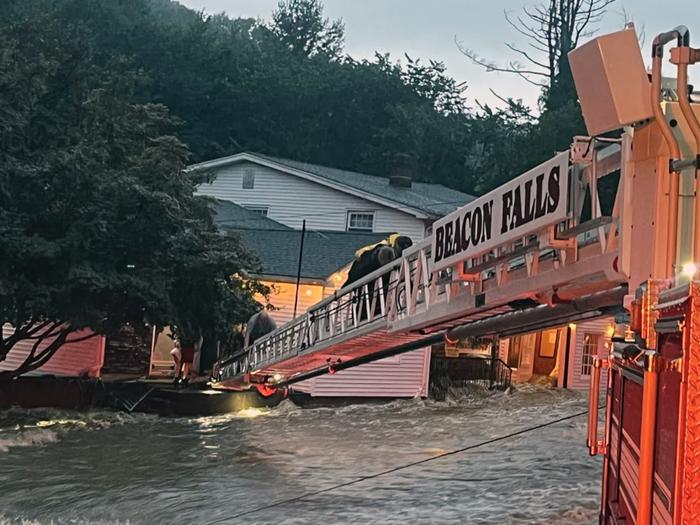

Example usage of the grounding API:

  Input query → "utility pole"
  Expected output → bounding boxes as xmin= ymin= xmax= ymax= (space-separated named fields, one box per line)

xmin=293 ymin=220 xmax=306 ymax=319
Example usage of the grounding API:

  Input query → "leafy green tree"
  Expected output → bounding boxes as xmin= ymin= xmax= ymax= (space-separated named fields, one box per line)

xmin=0 ymin=7 xmax=265 ymax=378
xmin=4 ymin=0 xmax=483 ymax=192
xmin=270 ymin=0 xmax=345 ymax=59
xmin=465 ymin=99 xmax=537 ymax=193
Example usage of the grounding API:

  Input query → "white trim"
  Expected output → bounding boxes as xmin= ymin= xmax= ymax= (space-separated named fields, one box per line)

xmin=189 ymin=152 xmax=432 ymax=219
xmin=244 ymin=205 xmax=269 ymax=216
xmin=346 ymin=210 xmax=376 ymax=232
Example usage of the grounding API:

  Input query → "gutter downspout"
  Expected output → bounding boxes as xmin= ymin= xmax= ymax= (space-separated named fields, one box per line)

xmin=651 ymin=27 xmax=688 ymax=276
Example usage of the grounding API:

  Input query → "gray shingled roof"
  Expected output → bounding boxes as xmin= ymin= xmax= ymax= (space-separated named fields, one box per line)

xmin=211 ymin=199 xmax=292 ymax=231
xmin=250 ymin=153 xmax=474 ymax=217
xmin=231 ymin=228 xmax=391 ymax=280
xmin=211 ymin=201 xmax=391 ymax=280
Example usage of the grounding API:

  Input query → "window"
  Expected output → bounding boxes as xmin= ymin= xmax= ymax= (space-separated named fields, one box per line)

xmin=242 ymin=169 xmax=255 ymax=189
xmin=507 ymin=333 xmax=536 ymax=369
xmin=347 ymin=211 xmax=375 ymax=232
xmin=581 ymin=333 xmax=600 ymax=376
xmin=245 ymin=206 xmax=269 ymax=216
xmin=538 ymin=329 xmax=559 ymax=358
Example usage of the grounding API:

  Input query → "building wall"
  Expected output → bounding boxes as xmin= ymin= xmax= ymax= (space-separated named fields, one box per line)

xmin=261 ymin=280 xmax=326 ymax=327
xmin=0 ymin=325 xmax=104 ymax=377
xmin=566 ymin=317 xmax=613 ymax=390
xmin=197 ymin=161 xmax=428 ymax=240
xmin=292 ymin=347 xmax=431 ymax=398
xmin=258 ymin=277 xmax=431 ymax=398
xmin=497 ymin=317 xmax=613 ymax=391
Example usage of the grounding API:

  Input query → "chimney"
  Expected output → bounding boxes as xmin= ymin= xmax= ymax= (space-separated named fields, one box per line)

xmin=389 ymin=153 xmax=414 ymax=188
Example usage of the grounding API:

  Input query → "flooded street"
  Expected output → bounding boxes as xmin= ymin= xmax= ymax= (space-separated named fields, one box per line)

xmin=0 ymin=386 xmax=601 ymax=524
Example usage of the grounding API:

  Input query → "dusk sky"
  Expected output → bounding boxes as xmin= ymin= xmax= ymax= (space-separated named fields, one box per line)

xmin=177 ymin=0 xmax=696 ymax=110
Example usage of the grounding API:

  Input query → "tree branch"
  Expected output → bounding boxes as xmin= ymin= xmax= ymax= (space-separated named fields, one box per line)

xmin=65 ymin=332 xmax=100 ymax=344
xmin=504 ymin=42 xmax=550 ymax=70
xmin=456 ymin=39 xmax=550 ymax=78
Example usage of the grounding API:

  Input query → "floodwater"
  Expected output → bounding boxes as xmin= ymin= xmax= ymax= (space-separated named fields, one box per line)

xmin=0 ymin=385 xmax=601 ymax=524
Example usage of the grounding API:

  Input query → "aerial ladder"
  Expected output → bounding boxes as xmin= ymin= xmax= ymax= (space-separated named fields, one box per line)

xmin=212 ymin=22 xmax=700 ymax=524
xmin=212 ymin=131 xmax=626 ymax=391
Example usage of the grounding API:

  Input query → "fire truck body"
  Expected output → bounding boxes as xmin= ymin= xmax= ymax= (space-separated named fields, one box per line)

xmin=571 ymin=24 xmax=700 ymax=525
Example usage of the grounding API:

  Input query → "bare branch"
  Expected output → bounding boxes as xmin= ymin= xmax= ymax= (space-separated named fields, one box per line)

xmin=504 ymin=42 xmax=550 ymax=70
xmin=459 ymin=0 xmax=617 ymax=95
xmin=456 ymin=39 xmax=549 ymax=78
xmin=489 ymin=88 xmax=517 ymax=106
xmin=65 ymin=332 xmax=100 ymax=344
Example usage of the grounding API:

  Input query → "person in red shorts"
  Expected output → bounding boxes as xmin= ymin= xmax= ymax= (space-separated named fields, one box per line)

xmin=171 ymin=335 xmax=197 ymax=386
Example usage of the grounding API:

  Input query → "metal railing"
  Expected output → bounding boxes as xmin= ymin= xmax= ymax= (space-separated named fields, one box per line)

xmin=216 ymin=254 xmax=409 ymax=383
xmin=429 ymin=355 xmax=512 ymax=400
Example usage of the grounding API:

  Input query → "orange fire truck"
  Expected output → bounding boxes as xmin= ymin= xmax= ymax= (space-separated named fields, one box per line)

xmin=571 ymin=25 xmax=700 ymax=525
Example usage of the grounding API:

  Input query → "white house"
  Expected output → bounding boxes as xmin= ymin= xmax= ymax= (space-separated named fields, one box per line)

xmin=191 ymin=152 xmax=475 ymax=399
xmin=191 ymin=152 xmax=473 ymax=241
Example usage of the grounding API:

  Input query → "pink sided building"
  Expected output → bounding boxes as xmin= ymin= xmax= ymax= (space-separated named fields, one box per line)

xmin=0 ymin=326 xmax=105 ymax=378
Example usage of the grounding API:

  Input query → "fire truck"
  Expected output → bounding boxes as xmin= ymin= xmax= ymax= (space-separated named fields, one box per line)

xmin=571 ymin=25 xmax=700 ymax=525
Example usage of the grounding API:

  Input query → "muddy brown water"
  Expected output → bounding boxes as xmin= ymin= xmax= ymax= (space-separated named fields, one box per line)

xmin=0 ymin=385 xmax=601 ymax=524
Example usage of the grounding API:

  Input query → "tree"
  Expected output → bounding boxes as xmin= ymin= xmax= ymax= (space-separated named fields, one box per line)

xmin=465 ymin=99 xmax=537 ymax=193
xmin=270 ymin=0 xmax=345 ymax=59
xmin=4 ymin=0 xmax=484 ymax=192
xmin=458 ymin=0 xmax=615 ymax=92
xmin=0 ymin=7 xmax=266 ymax=378
xmin=456 ymin=0 xmax=617 ymax=190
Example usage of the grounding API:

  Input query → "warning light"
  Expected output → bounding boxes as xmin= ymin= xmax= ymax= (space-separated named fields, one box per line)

xmin=682 ymin=262 xmax=698 ymax=279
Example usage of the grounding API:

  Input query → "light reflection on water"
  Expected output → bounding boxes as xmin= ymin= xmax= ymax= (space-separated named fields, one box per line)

xmin=0 ymin=385 xmax=601 ymax=524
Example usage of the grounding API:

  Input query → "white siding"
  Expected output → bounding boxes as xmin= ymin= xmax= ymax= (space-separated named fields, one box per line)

xmin=257 ymin=280 xmax=432 ymax=398
xmin=197 ymin=161 xmax=427 ymax=241
xmin=292 ymin=348 xmax=431 ymax=398
xmin=567 ymin=317 xmax=613 ymax=390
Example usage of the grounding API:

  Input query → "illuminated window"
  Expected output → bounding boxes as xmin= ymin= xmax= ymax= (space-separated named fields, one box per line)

xmin=347 ymin=211 xmax=374 ymax=232
xmin=581 ymin=333 xmax=600 ymax=376
xmin=539 ymin=329 xmax=559 ymax=358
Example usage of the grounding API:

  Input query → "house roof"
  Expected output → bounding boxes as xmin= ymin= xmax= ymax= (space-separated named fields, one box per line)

xmin=190 ymin=152 xmax=475 ymax=218
xmin=211 ymin=199 xmax=292 ymax=231
xmin=212 ymin=200 xmax=390 ymax=280
xmin=236 ymin=229 xmax=392 ymax=281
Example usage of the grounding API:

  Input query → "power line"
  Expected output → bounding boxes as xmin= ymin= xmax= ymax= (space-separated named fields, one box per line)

xmin=206 ymin=408 xmax=591 ymax=524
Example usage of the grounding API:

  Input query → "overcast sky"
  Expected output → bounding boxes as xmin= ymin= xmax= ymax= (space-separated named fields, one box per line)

xmin=177 ymin=0 xmax=696 ymax=109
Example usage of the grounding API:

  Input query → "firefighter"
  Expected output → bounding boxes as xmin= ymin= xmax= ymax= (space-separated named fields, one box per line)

xmin=244 ymin=310 xmax=278 ymax=347
xmin=343 ymin=234 xmax=413 ymax=319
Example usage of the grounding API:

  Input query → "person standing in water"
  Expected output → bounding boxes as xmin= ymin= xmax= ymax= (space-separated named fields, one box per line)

xmin=170 ymin=336 xmax=197 ymax=385
xmin=170 ymin=339 xmax=182 ymax=384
